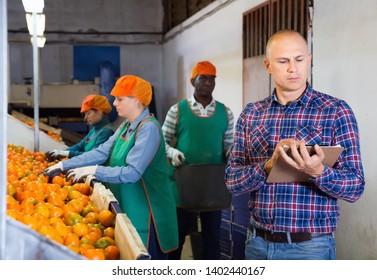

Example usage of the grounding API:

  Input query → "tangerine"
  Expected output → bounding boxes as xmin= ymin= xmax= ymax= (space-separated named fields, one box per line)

xmin=72 ymin=223 xmax=89 ymax=237
xmin=84 ymin=248 xmax=106 ymax=260
xmin=65 ymin=212 xmax=83 ymax=226
xmin=64 ymin=232 xmax=81 ymax=247
xmin=104 ymin=245 xmax=120 ymax=260
xmin=99 ymin=210 xmax=114 ymax=227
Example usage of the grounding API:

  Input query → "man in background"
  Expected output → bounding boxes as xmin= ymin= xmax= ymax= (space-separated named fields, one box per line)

xmin=162 ymin=61 xmax=234 ymax=260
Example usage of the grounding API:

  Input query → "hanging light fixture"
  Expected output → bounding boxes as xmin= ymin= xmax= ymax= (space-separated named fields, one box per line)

xmin=29 ymin=36 xmax=46 ymax=48
xmin=25 ymin=13 xmax=45 ymax=36
xmin=22 ymin=0 xmax=44 ymax=13
xmin=22 ymin=0 xmax=45 ymax=152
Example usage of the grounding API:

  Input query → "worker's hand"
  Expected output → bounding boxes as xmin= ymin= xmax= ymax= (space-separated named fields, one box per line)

xmin=45 ymin=149 xmax=69 ymax=161
xmin=265 ymin=138 xmax=299 ymax=174
xmin=170 ymin=149 xmax=185 ymax=167
xmin=85 ymin=175 xmax=97 ymax=187
xmin=278 ymin=140 xmax=325 ymax=178
xmin=66 ymin=165 xmax=98 ymax=184
xmin=42 ymin=162 xmax=64 ymax=178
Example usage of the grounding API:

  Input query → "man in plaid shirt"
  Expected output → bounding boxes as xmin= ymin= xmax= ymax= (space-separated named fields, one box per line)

xmin=225 ymin=29 xmax=365 ymax=260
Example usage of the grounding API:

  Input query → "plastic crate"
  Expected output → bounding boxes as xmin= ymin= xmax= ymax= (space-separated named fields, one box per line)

xmin=4 ymin=217 xmax=85 ymax=260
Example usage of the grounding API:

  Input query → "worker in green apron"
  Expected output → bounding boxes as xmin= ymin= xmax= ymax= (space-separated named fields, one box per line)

xmin=43 ymin=75 xmax=178 ymax=259
xmin=162 ymin=61 xmax=234 ymax=259
xmin=45 ymin=94 xmax=114 ymax=161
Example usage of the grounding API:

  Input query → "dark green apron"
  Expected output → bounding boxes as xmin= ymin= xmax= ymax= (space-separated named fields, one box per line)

xmin=84 ymin=123 xmax=114 ymax=152
xmin=170 ymin=100 xmax=229 ymax=205
xmin=108 ymin=116 xmax=178 ymax=252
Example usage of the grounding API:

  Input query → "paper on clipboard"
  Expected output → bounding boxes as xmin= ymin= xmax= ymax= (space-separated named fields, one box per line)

xmin=266 ymin=146 xmax=344 ymax=183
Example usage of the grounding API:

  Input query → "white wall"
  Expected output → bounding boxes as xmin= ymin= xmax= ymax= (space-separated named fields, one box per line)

xmin=313 ymin=0 xmax=377 ymax=259
xmin=162 ymin=0 xmax=377 ymax=259
xmin=162 ymin=0 xmax=266 ymax=120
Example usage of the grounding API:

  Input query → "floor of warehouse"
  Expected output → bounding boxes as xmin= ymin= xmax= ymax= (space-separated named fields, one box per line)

xmin=181 ymin=236 xmax=193 ymax=260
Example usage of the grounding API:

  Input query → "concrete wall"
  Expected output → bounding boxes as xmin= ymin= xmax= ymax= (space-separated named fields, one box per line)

xmin=7 ymin=0 xmax=166 ymax=120
xmin=312 ymin=0 xmax=377 ymax=260
xmin=162 ymin=0 xmax=377 ymax=259
xmin=162 ymin=0 xmax=262 ymax=121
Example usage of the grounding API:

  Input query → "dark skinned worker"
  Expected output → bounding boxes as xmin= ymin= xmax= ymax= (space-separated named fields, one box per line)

xmin=162 ymin=61 xmax=234 ymax=260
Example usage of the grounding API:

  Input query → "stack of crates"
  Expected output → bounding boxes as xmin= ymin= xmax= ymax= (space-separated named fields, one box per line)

xmin=219 ymin=192 xmax=250 ymax=260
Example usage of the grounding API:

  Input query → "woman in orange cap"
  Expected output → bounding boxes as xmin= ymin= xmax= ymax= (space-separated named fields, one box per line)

xmin=45 ymin=94 xmax=115 ymax=161
xmin=43 ymin=75 xmax=178 ymax=260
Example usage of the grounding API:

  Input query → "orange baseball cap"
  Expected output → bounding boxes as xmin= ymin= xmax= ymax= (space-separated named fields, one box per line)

xmin=80 ymin=94 xmax=112 ymax=114
xmin=191 ymin=61 xmax=217 ymax=80
xmin=110 ymin=75 xmax=152 ymax=106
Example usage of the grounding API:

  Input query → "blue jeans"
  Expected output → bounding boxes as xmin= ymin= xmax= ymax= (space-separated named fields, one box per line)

xmin=245 ymin=229 xmax=336 ymax=260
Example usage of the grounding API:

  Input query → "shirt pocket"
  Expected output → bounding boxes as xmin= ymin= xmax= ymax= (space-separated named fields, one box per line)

xmin=249 ymin=124 xmax=270 ymax=157
xmin=295 ymin=125 xmax=323 ymax=146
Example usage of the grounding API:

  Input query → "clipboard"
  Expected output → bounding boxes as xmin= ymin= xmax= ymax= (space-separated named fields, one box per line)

xmin=266 ymin=146 xmax=344 ymax=183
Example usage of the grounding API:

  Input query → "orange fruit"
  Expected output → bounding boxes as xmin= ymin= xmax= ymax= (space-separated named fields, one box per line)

xmin=99 ymin=210 xmax=114 ymax=227
xmin=88 ymin=227 xmax=103 ymax=238
xmin=62 ymin=204 xmax=76 ymax=217
xmin=38 ymin=225 xmax=64 ymax=245
xmin=80 ymin=234 xmax=95 ymax=246
xmin=22 ymin=215 xmax=39 ymax=230
xmin=67 ymin=198 xmax=85 ymax=214
xmin=104 ymin=245 xmax=120 ymax=260
xmin=68 ymin=245 xmax=80 ymax=254
xmin=49 ymin=217 xmax=65 ymax=226
xmin=74 ymin=183 xmax=92 ymax=196
xmin=72 ymin=223 xmax=89 ymax=237
xmin=64 ymin=212 xmax=83 ymax=226
xmin=7 ymin=183 xmax=17 ymax=197
xmin=103 ymin=227 xmax=115 ymax=239
xmin=51 ymin=176 xmax=65 ymax=186
xmin=83 ymin=248 xmax=106 ymax=260
xmin=34 ymin=203 xmax=50 ymax=219
xmin=94 ymin=237 xmax=113 ymax=249
xmin=68 ymin=190 xmax=82 ymax=200
xmin=64 ymin=232 xmax=80 ymax=247
xmin=85 ymin=211 xmax=100 ymax=223
xmin=80 ymin=244 xmax=95 ymax=255
xmin=45 ymin=183 xmax=61 ymax=194
xmin=56 ymin=188 xmax=68 ymax=201
xmin=81 ymin=204 xmax=95 ymax=218
xmin=48 ymin=193 xmax=65 ymax=208
xmin=54 ymin=222 xmax=71 ymax=239
xmin=50 ymin=206 xmax=64 ymax=218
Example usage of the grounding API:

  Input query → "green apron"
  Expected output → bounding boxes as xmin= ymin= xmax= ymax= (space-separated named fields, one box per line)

xmin=84 ymin=123 xmax=114 ymax=152
xmin=170 ymin=100 xmax=229 ymax=205
xmin=108 ymin=116 xmax=178 ymax=252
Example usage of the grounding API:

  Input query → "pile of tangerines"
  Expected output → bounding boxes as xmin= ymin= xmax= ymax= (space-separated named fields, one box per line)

xmin=15 ymin=117 xmax=63 ymax=142
xmin=6 ymin=144 xmax=120 ymax=260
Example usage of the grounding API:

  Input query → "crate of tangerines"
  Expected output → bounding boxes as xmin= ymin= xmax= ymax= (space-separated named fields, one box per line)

xmin=6 ymin=144 xmax=149 ymax=260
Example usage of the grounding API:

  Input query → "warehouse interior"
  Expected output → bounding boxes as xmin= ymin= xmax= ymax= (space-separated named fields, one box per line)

xmin=1 ymin=0 xmax=377 ymax=260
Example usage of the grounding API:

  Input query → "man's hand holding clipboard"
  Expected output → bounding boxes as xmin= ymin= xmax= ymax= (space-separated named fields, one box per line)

xmin=266 ymin=139 xmax=344 ymax=183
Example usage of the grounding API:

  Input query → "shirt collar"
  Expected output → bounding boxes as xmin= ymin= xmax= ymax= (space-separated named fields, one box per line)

xmin=92 ymin=116 xmax=109 ymax=129
xmin=128 ymin=108 xmax=151 ymax=131
xmin=190 ymin=94 xmax=215 ymax=107
xmin=271 ymin=83 xmax=313 ymax=108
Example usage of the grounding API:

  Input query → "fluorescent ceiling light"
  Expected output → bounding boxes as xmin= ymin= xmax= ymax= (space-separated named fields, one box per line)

xmin=26 ymin=13 xmax=45 ymax=36
xmin=22 ymin=0 xmax=44 ymax=13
